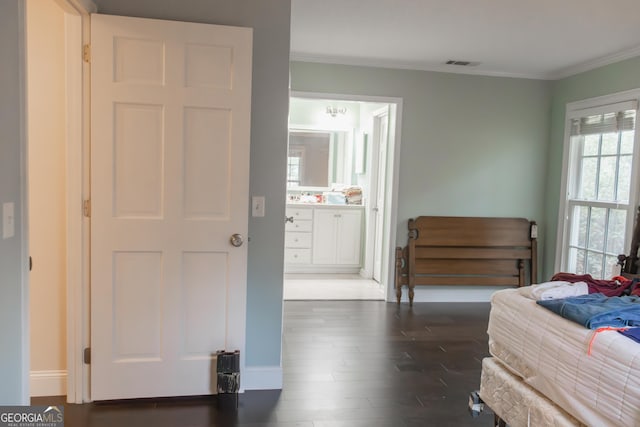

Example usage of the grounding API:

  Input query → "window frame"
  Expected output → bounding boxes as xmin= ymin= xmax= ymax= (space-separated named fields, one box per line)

xmin=286 ymin=148 xmax=304 ymax=187
xmin=555 ymin=89 xmax=640 ymax=277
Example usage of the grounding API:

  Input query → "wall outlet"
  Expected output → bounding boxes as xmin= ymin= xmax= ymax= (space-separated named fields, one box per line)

xmin=252 ymin=196 xmax=265 ymax=217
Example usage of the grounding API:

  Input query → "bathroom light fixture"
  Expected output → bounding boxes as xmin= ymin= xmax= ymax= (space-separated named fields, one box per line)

xmin=326 ymin=106 xmax=347 ymax=117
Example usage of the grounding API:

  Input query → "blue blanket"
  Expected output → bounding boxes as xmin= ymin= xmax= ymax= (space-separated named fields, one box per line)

xmin=537 ymin=293 xmax=640 ymax=329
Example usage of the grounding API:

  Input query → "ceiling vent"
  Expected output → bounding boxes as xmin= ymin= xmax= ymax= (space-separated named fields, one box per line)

xmin=445 ymin=60 xmax=481 ymax=67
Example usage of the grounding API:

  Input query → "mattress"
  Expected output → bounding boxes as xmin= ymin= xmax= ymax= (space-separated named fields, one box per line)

xmin=479 ymin=357 xmax=583 ymax=427
xmin=487 ymin=288 xmax=640 ymax=427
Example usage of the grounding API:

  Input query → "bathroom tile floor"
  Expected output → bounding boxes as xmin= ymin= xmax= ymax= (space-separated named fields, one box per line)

xmin=283 ymin=274 xmax=386 ymax=300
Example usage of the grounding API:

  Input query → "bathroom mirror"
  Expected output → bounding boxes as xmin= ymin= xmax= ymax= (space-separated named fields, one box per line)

xmin=287 ymin=130 xmax=332 ymax=188
xmin=287 ymin=129 xmax=352 ymax=189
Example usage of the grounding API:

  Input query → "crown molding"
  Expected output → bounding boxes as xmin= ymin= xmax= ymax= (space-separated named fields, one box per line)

xmin=290 ymin=52 xmax=548 ymax=80
xmin=292 ymin=45 xmax=640 ymax=81
xmin=549 ymin=45 xmax=640 ymax=80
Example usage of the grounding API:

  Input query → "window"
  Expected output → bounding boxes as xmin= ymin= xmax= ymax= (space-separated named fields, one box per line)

xmin=287 ymin=148 xmax=304 ymax=187
xmin=558 ymin=97 xmax=640 ymax=279
xmin=287 ymin=131 xmax=333 ymax=188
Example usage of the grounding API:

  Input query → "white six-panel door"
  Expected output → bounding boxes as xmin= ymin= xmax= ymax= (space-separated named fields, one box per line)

xmin=90 ymin=14 xmax=252 ymax=400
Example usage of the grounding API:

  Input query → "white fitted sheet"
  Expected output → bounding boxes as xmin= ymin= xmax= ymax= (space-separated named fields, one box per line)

xmin=479 ymin=357 xmax=583 ymax=427
xmin=487 ymin=288 xmax=640 ymax=427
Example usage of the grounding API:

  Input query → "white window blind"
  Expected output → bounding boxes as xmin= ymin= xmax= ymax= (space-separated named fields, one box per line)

xmin=570 ymin=110 xmax=636 ymax=136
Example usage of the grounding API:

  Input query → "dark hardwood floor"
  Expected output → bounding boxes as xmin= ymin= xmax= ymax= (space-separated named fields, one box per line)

xmin=33 ymin=301 xmax=495 ymax=426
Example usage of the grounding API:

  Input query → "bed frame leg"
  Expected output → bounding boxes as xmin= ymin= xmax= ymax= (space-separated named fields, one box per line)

xmin=395 ymin=247 xmax=403 ymax=304
xmin=494 ymin=414 xmax=506 ymax=427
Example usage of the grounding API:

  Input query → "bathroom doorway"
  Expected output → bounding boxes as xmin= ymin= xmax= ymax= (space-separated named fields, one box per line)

xmin=283 ymin=92 xmax=402 ymax=301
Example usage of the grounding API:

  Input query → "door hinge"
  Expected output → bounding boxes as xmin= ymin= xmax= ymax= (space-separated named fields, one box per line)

xmin=83 ymin=199 xmax=91 ymax=218
xmin=83 ymin=44 xmax=91 ymax=63
xmin=83 ymin=347 xmax=91 ymax=364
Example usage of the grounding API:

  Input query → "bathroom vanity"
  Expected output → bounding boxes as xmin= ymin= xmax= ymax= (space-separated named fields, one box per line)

xmin=284 ymin=204 xmax=364 ymax=273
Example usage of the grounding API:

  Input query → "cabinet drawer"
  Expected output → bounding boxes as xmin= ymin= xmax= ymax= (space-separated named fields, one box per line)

xmin=286 ymin=207 xmax=313 ymax=220
xmin=285 ymin=219 xmax=312 ymax=232
xmin=285 ymin=248 xmax=311 ymax=264
xmin=285 ymin=232 xmax=312 ymax=248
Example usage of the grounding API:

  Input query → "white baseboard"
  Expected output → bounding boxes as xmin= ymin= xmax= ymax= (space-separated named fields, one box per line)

xmin=242 ymin=366 xmax=282 ymax=391
xmin=31 ymin=367 xmax=280 ymax=397
xmin=30 ymin=370 xmax=67 ymax=397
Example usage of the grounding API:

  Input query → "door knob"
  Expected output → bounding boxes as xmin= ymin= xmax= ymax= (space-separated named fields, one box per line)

xmin=230 ymin=233 xmax=244 ymax=247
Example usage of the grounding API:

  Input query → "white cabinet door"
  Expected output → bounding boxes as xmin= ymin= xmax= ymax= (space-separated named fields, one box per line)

xmin=312 ymin=209 xmax=337 ymax=264
xmin=91 ymin=14 xmax=252 ymax=400
xmin=312 ymin=208 xmax=362 ymax=266
xmin=336 ymin=210 xmax=362 ymax=265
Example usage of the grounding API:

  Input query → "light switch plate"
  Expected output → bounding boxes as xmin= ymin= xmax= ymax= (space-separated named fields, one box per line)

xmin=252 ymin=196 xmax=265 ymax=217
xmin=3 ymin=202 xmax=15 ymax=239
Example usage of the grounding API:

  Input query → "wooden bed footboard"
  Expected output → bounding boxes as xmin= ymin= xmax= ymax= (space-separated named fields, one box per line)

xmin=395 ymin=216 xmax=537 ymax=305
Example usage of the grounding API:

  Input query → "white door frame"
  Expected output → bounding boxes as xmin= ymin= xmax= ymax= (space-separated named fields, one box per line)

xmin=56 ymin=0 xmax=95 ymax=404
xmin=369 ymin=106 xmax=390 ymax=283
xmin=21 ymin=0 xmax=94 ymax=404
xmin=289 ymin=91 xmax=403 ymax=301
xmin=20 ymin=0 xmax=95 ymax=404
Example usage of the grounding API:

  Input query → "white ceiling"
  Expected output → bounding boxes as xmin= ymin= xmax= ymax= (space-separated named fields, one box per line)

xmin=290 ymin=0 xmax=640 ymax=80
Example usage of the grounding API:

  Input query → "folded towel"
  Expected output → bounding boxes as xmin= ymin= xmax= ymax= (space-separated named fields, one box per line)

xmin=538 ymin=282 xmax=588 ymax=300
xmin=519 ymin=281 xmax=589 ymax=300
xmin=519 ymin=281 xmax=569 ymax=299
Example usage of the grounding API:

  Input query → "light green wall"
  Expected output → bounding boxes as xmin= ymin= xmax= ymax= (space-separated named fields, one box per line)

xmin=290 ymin=62 xmax=552 ymax=269
xmin=544 ymin=57 xmax=640 ymax=279
xmin=0 ymin=0 xmax=28 ymax=404
xmin=292 ymin=58 xmax=640 ymax=282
